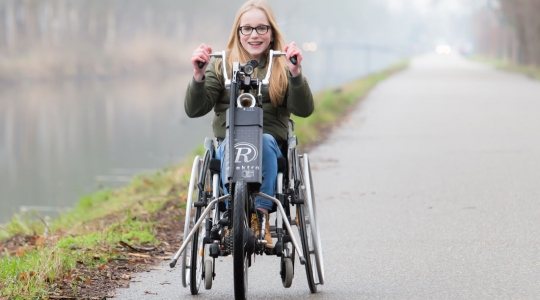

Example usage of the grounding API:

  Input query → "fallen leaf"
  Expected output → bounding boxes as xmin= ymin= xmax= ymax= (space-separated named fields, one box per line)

xmin=128 ymin=253 xmax=151 ymax=258
xmin=144 ymin=291 xmax=158 ymax=295
xmin=19 ymin=272 xmax=28 ymax=280
xmin=28 ymin=235 xmax=38 ymax=245
xmin=36 ymin=236 xmax=46 ymax=245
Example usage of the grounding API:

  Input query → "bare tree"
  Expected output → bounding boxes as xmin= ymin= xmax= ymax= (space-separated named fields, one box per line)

xmin=490 ymin=0 xmax=540 ymax=66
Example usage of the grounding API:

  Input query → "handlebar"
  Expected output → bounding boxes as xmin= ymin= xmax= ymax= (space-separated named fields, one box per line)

xmin=197 ymin=51 xmax=297 ymax=87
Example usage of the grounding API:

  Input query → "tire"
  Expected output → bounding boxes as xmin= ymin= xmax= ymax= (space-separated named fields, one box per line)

xmin=291 ymin=148 xmax=316 ymax=293
xmin=189 ymin=207 xmax=204 ymax=295
xmin=302 ymin=154 xmax=325 ymax=285
xmin=281 ymin=257 xmax=294 ymax=288
xmin=181 ymin=156 xmax=201 ymax=288
xmin=233 ymin=179 xmax=249 ymax=300
xmin=183 ymin=150 xmax=212 ymax=292
xmin=297 ymin=204 xmax=317 ymax=293
xmin=204 ymin=259 xmax=213 ymax=290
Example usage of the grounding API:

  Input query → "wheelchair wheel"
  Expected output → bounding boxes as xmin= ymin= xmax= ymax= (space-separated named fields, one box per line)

xmin=189 ymin=207 xmax=205 ymax=295
xmin=300 ymin=154 xmax=325 ymax=286
xmin=182 ymin=150 xmax=213 ymax=290
xmin=233 ymin=179 xmax=249 ymax=300
xmin=297 ymin=204 xmax=316 ymax=292
xmin=281 ymin=256 xmax=294 ymax=288
xmin=181 ymin=156 xmax=201 ymax=288
xmin=204 ymin=259 xmax=213 ymax=290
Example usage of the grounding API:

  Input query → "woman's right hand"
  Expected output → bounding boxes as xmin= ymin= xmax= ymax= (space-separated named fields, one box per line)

xmin=191 ymin=43 xmax=213 ymax=82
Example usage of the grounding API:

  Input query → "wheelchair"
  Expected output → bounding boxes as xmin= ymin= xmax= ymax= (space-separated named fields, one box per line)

xmin=170 ymin=50 xmax=324 ymax=299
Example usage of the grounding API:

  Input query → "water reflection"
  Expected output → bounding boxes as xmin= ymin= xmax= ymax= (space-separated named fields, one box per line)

xmin=0 ymin=75 xmax=213 ymax=223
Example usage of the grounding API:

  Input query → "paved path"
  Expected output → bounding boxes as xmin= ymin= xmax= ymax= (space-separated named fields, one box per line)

xmin=115 ymin=54 xmax=540 ymax=299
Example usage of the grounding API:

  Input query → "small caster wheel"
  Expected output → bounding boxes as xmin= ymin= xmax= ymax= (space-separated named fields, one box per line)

xmin=204 ymin=260 xmax=213 ymax=290
xmin=281 ymin=257 xmax=294 ymax=288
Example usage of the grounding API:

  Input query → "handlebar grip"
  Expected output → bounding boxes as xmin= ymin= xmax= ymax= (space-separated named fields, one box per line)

xmin=290 ymin=55 xmax=298 ymax=65
xmin=197 ymin=61 xmax=205 ymax=69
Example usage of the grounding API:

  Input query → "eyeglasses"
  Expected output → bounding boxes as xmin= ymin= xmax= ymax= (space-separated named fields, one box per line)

xmin=238 ymin=25 xmax=271 ymax=36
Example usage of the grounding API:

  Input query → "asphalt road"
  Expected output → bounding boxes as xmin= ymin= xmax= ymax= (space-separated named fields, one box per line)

xmin=115 ymin=54 xmax=540 ymax=299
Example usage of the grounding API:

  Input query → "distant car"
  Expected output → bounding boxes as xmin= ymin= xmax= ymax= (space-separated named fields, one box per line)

xmin=436 ymin=44 xmax=452 ymax=55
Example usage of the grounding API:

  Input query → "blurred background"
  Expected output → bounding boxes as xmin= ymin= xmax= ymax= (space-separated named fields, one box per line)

xmin=0 ymin=0 xmax=538 ymax=223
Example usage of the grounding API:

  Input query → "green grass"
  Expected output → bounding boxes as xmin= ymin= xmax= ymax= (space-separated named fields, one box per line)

xmin=0 ymin=60 xmax=409 ymax=298
xmin=0 ymin=167 xmax=187 ymax=298
xmin=471 ymin=56 xmax=540 ymax=80
xmin=0 ymin=248 xmax=77 ymax=298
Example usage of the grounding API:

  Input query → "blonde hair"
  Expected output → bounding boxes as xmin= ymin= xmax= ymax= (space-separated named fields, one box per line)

xmin=216 ymin=0 xmax=288 ymax=107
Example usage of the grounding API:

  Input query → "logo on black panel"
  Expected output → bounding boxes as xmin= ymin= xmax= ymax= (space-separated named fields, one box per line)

xmin=234 ymin=142 xmax=258 ymax=163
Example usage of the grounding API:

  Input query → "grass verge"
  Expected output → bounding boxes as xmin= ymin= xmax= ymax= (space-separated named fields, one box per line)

xmin=470 ymin=56 xmax=540 ymax=80
xmin=0 ymin=60 xmax=408 ymax=299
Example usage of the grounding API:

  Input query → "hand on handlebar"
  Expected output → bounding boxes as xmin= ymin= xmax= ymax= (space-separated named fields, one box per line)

xmin=191 ymin=43 xmax=213 ymax=81
xmin=283 ymin=42 xmax=302 ymax=77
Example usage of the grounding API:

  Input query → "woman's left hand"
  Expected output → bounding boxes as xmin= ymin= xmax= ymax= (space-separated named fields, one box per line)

xmin=284 ymin=42 xmax=302 ymax=77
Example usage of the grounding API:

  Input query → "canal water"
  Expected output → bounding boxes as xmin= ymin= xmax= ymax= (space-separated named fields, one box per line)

xmin=0 ymin=50 xmax=403 ymax=224
xmin=0 ymin=75 xmax=214 ymax=223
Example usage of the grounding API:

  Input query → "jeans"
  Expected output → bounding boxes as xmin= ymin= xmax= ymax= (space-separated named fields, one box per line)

xmin=215 ymin=133 xmax=283 ymax=211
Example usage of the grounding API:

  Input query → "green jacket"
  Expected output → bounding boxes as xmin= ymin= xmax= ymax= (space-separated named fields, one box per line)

xmin=184 ymin=56 xmax=314 ymax=143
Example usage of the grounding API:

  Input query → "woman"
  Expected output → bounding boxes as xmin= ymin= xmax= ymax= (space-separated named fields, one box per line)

xmin=184 ymin=0 xmax=314 ymax=248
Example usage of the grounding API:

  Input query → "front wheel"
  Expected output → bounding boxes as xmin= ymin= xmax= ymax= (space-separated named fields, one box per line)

xmin=233 ymin=179 xmax=249 ymax=300
xmin=204 ymin=259 xmax=213 ymax=290
xmin=281 ymin=257 xmax=294 ymax=288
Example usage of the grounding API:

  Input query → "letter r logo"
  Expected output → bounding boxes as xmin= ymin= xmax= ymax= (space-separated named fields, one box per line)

xmin=233 ymin=142 xmax=258 ymax=163
xmin=235 ymin=147 xmax=252 ymax=163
